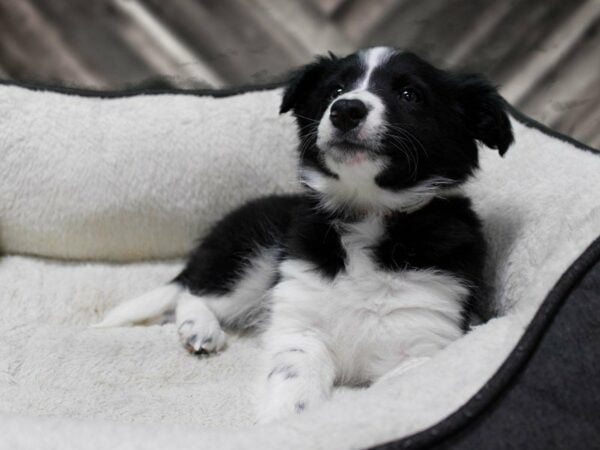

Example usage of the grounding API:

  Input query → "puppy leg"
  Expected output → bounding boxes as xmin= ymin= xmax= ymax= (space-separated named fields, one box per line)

xmin=174 ymin=249 xmax=278 ymax=354
xmin=172 ymin=196 xmax=299 ymax=354
xmin=176 ymin=291 xmax=226 ymax=354
xmin=256 ymin=332 xmax=336 ymax=424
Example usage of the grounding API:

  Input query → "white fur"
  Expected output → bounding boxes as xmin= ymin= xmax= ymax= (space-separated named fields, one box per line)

xmin=302 ymin=164 xmax=453 ymax=213
xmin=94 ymin=283 xmax=181 ymax=327
xmin=256 ymin=332 xmax=336 ymax=424
xmin=176 ymin=291 xmax=227 ymax=354
xmin=258 ymin=216 xmax=468 ymax=420
xmin=358 ymin=46 xmax=394 ymax=90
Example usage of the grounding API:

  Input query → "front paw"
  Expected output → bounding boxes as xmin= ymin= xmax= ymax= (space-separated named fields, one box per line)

xmin=256 ymin=397 xmax=309 ymax=425
xmin=256 ymin=370 xmax=325 ymax=424
xmin=177 ymin=319 xmax=226 ymax=355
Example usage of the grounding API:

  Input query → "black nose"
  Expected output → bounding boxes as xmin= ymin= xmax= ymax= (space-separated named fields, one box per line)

xmin=330 ymin=99 xmax=368 ymax=132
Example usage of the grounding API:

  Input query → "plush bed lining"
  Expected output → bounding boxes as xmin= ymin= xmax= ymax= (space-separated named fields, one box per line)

xmin=0 ymin=78 xmax=596 ymax=159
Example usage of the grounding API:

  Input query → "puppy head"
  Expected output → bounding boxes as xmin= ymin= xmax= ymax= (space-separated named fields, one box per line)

xmin=281 ymin=47 xmax=514 ymax=214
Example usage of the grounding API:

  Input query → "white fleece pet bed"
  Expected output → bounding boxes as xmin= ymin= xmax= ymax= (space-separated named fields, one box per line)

xmin=0 ymin=82 xmax=599 ymax=450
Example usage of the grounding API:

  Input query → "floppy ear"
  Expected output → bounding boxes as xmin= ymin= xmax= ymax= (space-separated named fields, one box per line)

xmin=280 ymin=55 xmax=336 ymax=114
xmin=457 ymin=74 xmax=514 ymax=156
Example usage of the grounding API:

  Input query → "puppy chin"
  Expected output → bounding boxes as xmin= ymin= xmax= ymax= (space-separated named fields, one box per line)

xmin=317 ymin=121 xmax=381 ymax=160
xmin=326 ymin=146 xmax=371 ymax=165
xmin=318 ymin=135 xmax=381 ymax=165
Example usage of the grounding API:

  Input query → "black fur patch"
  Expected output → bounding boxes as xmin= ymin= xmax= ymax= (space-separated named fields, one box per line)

xmin=284 ymin=197 xmax=347 ymax=279
xmin=174 ymin=194 xmax=301 ymax=295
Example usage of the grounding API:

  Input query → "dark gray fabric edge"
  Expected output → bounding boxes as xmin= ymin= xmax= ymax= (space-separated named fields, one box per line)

xmin=0 ymin=78 xmax=285 ymax=99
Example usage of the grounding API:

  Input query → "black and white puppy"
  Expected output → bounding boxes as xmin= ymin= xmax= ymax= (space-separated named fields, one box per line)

xmin=98 ymin=47 xmax=513 ymax=423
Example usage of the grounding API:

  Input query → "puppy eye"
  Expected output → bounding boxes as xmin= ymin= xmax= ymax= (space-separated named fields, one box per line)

xmin=329 ymin=84 xmax=345 ymax=101
xmin=400 ymin=88 xmax=420 ymax=103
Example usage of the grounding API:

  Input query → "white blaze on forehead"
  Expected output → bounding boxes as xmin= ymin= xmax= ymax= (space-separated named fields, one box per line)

xmin=357 ymin=46 xmax=394 ymax=90
xmin=315 ymin=47 xmax=393 ymax=158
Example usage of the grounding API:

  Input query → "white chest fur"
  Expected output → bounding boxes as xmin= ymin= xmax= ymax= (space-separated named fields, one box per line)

xmin=269 ymin=216 xmax=468 ymax=384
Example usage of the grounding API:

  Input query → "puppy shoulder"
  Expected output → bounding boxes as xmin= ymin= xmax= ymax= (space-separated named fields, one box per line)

xmin=283 ymin=200 xmax=347 ymax=279
xmin=417 ymin=194 xmax=483 ymax=237
xmin=377 ymin=194 xmax=485 ymax=270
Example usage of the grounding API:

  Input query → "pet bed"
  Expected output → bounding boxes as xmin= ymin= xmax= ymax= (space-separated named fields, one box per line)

xmin=0 ymin=81 xmax=598 ymax=450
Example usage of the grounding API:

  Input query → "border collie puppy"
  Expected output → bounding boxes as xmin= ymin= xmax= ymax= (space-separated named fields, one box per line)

xmin=98 ymin=47 xmax=513 ymax=423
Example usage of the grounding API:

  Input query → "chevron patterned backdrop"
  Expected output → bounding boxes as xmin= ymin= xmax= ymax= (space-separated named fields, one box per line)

xmin=0 ymin=0 xmax=598 ymax=147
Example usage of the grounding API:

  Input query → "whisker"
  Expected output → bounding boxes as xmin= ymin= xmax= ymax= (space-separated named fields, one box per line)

xmin=293 ymin=113 xmax=321 ymax=125
xmin=385 ymin=124 xmax=429 ymax=159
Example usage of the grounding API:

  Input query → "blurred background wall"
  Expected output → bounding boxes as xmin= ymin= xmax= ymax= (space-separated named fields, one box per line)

xmin=0 ymin=0 xmax=598 ymax=147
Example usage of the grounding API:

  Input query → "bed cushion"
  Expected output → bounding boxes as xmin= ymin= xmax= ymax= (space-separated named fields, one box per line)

xmin=0 ymin=82 xmax=599 ymax=449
